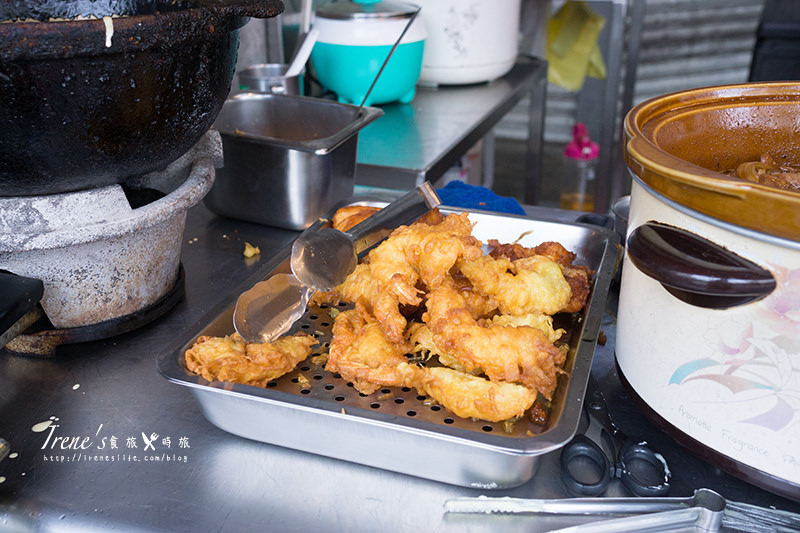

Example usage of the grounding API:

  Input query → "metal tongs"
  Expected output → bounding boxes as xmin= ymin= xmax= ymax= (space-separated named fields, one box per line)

xmin=233 ymin=182 xmax=441 ymax=344
xmin=445 ymin=489 xmax=725 ymax=532
xmin=445 ymin=488 xmax=800 ymax=532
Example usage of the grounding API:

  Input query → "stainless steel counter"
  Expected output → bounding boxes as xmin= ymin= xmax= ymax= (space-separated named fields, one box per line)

xmin=1 ymin=202 xmax=798 ymax=533
xmin=356 ymin=57 xmax=547 ymax=204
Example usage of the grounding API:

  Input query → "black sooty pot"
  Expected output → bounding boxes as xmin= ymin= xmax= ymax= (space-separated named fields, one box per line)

xmin=0 ymin=0 xmax=283 ymax=196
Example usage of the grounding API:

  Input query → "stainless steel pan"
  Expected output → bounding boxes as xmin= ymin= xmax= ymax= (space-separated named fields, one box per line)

xmin=157 ymin=209 xmax=620 ymax=488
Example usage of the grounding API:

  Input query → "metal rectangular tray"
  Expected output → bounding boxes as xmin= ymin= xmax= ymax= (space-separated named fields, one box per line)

xmin=203 ymin=93 xmax=383 ymax=230
xmin=157 ymin=209 xmax=620 ymax=489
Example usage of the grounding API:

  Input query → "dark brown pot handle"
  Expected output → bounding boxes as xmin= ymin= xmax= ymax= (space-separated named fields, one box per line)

xmin=627 ymin=221 xmax=776 ymax=309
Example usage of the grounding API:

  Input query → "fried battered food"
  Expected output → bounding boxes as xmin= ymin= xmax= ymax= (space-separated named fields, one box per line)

xmin=446 ymin=273 xmax=499 ymax=319
xmin=327 ymin=307 xmax=419 ymax=395
xmin=422 ymin=286 xmax=567 ymax=399
xmin=317 ymin=211 xmax=485 ymax=341
xmin=185 ymin=332 xmax=318 ymax=387
xmin=414 ymin=366 xmax=537 ymax=422
xmin=331 ymin=312 xmax=536 ymax=421
xmin=331 ymin=205 xmax=381 ymax=232
xmin=312 ymin=263 xmax=408 ymax=344
xmin=189 ymin=209 xmax=594 ymax=424
xmin=490 ymin=240 xmax=593 ymax=313
xmin=458 ymin=254 xmax=572 ymax=316
xmin=486 ymin=313 xmax=565 ymax=343
xmin=407 ymin=321 xmax=475 ymax=374
xmin=416 ymin=207 xmax=447 ymax=226
xmin=367 ymin=212 xmax=483 ymax=306
xmin=330 ymin=205 xmax=447 ymax=233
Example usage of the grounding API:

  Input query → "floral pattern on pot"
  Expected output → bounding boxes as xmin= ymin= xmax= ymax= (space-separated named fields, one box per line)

xmin=670 ymin=263 xmax=800 ymax=432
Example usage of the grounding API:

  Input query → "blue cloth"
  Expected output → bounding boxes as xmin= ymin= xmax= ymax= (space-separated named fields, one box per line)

xmin=436 ymin=181 xmax=526 ymax=216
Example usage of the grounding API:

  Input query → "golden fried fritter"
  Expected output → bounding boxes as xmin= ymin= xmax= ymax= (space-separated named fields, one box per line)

xmin=185 ymin=332 xmax=318 ymax=387
xmin=312 ymin=263 xmax=409 ymax=344
xmin=422 ymin=286 xmax=567 ymax=399
xmin=331 ymin=205 xmax=381 ymax=232
xmin=191 ymin=209 xmax=593 ymax=425
xmin=489 ymin=240 xmax=593 ymax=313
xmin=485 ymin=313 xmax=565 ymax=343
xmin=458 ymin=254 xmax=572 ymax=316
xmin=414 ymin=366 xmax=537 ymax=422
xmin=327 ymin=307 xmax=418 ymax=395
xmin=367 ymin=212 xmax=483 ymax=306
xmin=331 ymin=205 xmax=446 ymax=233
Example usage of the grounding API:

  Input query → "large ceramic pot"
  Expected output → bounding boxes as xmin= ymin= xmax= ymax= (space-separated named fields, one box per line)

xmin=617 ymin=82 xmax=800 ymax=501
xmin=0 ymin=0 xmax=283 ymax=196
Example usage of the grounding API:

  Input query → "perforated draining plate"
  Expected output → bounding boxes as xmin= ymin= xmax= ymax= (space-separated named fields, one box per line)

xmin=255 ymin=300 xmax=577 ymax=438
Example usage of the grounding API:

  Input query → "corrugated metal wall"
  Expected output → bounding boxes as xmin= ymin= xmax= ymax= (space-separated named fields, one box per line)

xmin=498 ymin=0 xmax=766 ymax=143
xmin=634 ymin=0 xmax=764 ymax=102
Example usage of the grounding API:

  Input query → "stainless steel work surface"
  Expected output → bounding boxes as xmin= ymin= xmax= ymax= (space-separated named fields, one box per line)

xmin=355 ymin=57 xmax=546 ymax=197
xmin=1 ymin=201 xmax=798 ymax=533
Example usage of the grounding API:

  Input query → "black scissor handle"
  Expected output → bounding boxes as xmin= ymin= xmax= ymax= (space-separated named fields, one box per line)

xmin=560 ymin=434 xmax=613 ymax=496
xmin=618 ymin=439 xmax=672 ymax=497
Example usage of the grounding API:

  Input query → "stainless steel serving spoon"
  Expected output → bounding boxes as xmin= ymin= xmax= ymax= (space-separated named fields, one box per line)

xmin=233 ymin=182 xmax=441 ymax=344
xmin=291 ymin=181 xmax=438 ymax=291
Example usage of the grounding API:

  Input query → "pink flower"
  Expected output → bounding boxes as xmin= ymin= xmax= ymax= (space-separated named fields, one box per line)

xmin=756 ymin=265 xmax=800 ymax=336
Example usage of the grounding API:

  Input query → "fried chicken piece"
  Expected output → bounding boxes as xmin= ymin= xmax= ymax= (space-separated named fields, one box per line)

xmin=312 ymin=263 xmax=408 ymax=344
xmin=185 ymin=332 xmax=318 ymax=387
xmin=414 ymin=366 xmax=537 ymax=422
xmin=331 ymin=205 xmax=381 ymax=232
xmin=489 ymin=240 xmax=593 ymax=313
xmin=558 ymin=264 xmax=592 ymax=313
xmin=530 ymin=242 xmax=593 ymax=313
xmin=422 ymin=286 xmax=567 ymax=399
xmin=458 ymin=254 xmax=572 ymax=316
xmin=367 ymin=212 xmax=483 ymax=306
xmin=327 ymin=307 xmax=419 ymax=395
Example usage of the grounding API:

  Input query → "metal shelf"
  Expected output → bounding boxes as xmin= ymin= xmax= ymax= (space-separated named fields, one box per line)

xmin=355 ymin=56 xmax=547 ymax=204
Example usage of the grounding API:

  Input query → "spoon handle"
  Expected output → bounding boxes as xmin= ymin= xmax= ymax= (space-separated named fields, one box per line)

xmin=347 ymin=182 xmax=441 ymax=256
xmin=284 ymin=28 xmax=318 ymax=78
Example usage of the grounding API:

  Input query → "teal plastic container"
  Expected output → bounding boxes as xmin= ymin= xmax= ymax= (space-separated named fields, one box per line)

xmin=311 ymin=40 xmax=424 ymax=106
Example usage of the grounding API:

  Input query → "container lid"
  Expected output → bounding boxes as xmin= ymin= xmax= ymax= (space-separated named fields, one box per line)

xmin=316 ymin=0 xmax=419 ymax=21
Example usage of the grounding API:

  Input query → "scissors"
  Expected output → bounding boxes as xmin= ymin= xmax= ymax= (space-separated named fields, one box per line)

xmin=560 ymin=376 xmax=671 ymax=497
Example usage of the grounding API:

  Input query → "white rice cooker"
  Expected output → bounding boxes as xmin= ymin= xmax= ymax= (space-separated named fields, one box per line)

xmin=414 ymin=0 xmax=521 ymax=86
